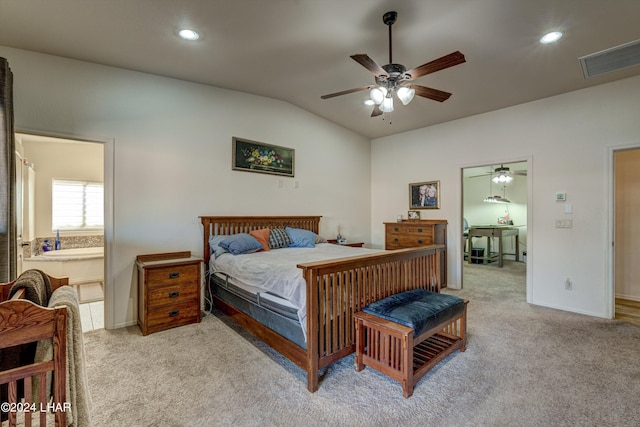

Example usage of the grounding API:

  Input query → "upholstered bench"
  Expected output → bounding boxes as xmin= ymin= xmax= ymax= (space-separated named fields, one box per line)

xmin=354 ymin=289 xmax=468 ymax=398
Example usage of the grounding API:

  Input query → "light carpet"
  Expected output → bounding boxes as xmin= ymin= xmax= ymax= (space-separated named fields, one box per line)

xmin=83 ymin=261 xmax=640 ymax=426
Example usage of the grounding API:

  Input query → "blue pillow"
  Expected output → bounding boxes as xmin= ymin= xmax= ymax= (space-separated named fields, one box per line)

xmin=209 ymin=235 xmax=229 ymax=258
xmin=219 ymin=233 xmax=263 ymax=255
xmin=285 ymin=227 xmax=316 ymax=248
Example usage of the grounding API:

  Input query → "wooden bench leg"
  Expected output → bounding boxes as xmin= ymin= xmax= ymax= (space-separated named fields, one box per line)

xmin=402 ymin=334 xmax=414 ymax=398
xmin=460 ymin=300 xmax=468 ymax=352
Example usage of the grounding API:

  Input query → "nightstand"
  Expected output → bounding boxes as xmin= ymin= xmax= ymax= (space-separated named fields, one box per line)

xmin=326 ymin=239 xmax=365 ymax=247
xmin=136 ymin=251 xmax=202 ymax=336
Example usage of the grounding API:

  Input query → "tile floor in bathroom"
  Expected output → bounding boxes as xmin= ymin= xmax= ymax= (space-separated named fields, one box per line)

xmin=79 ymin=300 xmax=104 ymax=332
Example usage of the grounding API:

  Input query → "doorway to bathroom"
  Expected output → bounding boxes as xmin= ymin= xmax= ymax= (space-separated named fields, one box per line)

xmin=16 ymin=132 xmax=106 ymax=331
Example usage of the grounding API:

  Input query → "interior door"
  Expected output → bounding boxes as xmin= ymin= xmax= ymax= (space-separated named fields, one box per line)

xmin=15 ymin=152 xmax=24 ymax=274
xmin=614 ymin=149 xmax=640 ymax=304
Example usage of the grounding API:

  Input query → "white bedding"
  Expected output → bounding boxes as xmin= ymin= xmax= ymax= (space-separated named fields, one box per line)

xmin=210 ymin=243 xmax=382 ymax=340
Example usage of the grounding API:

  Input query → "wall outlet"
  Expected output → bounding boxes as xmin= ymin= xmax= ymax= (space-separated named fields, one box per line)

xmin=564 ymin=277 xmax=573 ymax=290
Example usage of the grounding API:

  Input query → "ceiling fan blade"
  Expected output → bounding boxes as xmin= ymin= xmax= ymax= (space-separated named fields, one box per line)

xmin=405 ymin=51 xmax=466 ymax=79
xmin=350 ymin=54 xmax=389 ymax=76
xmin=412 ymin=84 xmax=452 ymax=102
xmin=321 ymin=85 xmax=372 ymax=99
xmin=371 ymin=105 xmax=382 ymax=117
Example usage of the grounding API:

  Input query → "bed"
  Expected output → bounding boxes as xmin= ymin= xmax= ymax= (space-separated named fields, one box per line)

xmin=0 ymin=273 xmax=69 ymax=427
xmin=201 ymin=215 xmax=445 ymax=392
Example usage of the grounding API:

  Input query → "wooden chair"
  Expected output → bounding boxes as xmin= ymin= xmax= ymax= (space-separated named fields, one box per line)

xmin=0 ymin=275 xmax=68 ymax=427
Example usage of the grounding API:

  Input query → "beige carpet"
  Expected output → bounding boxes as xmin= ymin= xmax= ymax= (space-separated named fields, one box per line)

xmin=83 ymin=261 xmax=640 ymax=426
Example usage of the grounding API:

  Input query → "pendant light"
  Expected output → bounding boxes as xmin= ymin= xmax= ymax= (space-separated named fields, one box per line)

xmin=483 ymin=169 xmax=511 ymax=203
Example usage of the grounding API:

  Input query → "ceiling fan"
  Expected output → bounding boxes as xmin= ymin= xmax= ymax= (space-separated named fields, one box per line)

xmin=469 ymin=164 xmax=528 ymax=185
xmin=321 ymin=11 xmax=466 ymax=117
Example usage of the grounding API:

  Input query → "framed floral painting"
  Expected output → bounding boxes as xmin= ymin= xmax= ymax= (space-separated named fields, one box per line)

xmin=232 ymin=137 xmax=295 ymax=177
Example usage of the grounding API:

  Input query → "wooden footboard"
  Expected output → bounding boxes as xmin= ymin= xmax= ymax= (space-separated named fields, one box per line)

xmin=200 ymin=215 xmax=443 ymax=392
xmin=299 ymin=245 xmax=442 ymax=392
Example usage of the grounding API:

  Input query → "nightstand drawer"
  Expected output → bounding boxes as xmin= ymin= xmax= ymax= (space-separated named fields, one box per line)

xmin=146 ymin=264 xmax=199 ymax=288
xmin=147 ymin=282 xmax=199 ymax=308
xmin=146 ymin=301 xmax=200 ymax=328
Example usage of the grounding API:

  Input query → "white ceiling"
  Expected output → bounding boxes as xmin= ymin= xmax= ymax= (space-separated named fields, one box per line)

xmin=1 ymin=0 xmax=639 ymax=139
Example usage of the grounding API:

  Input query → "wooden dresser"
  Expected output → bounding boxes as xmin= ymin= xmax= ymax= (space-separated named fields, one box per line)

xmin=384 ymin=220 xmax=448 ymax=285
xmin=137 ymin=251 xmax=202 ymax=336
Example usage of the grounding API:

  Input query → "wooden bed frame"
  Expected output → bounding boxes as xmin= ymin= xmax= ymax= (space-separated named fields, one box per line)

xmin=0 ymin=274 xmax=69 ymax=427
xmin=201 ymin=215 xmax=444 ymax=392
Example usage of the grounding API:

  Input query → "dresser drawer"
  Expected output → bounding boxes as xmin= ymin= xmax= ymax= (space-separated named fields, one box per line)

xmin=404 ymin=224 xmax=434 ymax=238
xmin=386 ymin=224 xmax=405 ymax=235
xmin=145 ymin=301 xmax=200 ymax=329
xmin=145 ymin=264 xmax=199 ymax=288
xmin=147 ymin=282 xmax=199 ymax=308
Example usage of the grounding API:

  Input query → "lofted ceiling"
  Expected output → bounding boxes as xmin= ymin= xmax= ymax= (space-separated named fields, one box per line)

xmin=1 ymin=0 xmax=639 ymax=139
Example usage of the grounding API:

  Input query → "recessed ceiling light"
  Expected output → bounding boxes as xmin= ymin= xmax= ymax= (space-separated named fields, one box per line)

xmin=540 ymin=31 xmax=563 ymax=44
xmin=178 ymin=29 xmax=200 ymax=41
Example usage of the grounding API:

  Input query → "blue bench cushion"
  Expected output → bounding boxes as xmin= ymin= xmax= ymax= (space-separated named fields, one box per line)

xmin=362 ymin=289 xmax=464 ymax=338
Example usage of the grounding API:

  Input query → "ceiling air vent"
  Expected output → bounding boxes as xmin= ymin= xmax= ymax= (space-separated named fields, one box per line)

xmin=579 ymin=39 xmax=640 ymax=78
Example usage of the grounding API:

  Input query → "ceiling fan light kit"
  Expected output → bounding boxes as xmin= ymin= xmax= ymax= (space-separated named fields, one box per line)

xmin=321 ymin=10 xmax=466 ymax=120
xmin=492 ymin=166 xmax=513 ymax=184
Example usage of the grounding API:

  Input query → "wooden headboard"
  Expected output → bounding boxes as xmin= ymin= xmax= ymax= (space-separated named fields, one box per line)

xmin=200 ymin=215 xmax=322 ymax=264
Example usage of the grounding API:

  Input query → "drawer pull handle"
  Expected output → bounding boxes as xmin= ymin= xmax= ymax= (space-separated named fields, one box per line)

xmin=394 ymin=238 xmax=399 ymax=242
xmin=169 ymin=272 xmax=180 ymax=279
xmin=418 ymin=228 xmax=423 ymax=232
xmin=169 ymin=291 xmax=180 ymax=298
xmin=169 ymin=310 xmax=179 ymax=317
xmin=394 ymin=227 xmax=399 ymax=232
xmin=418 ymin=240 xmax=424 ymax=244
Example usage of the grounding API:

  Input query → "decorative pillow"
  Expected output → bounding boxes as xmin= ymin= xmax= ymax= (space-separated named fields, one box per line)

xmin=315 ymin=235 xmax=328 ymax=244
xmin=285 ymin=227 xmax=316 ymax=248
xmin=209 ymin=235 xmax=229 ymax=258
xmin=219 ymin=233 xmax=263 ymax=255
xmin=249 ymin=228 xmax=271 ymax=251
xmin=268 ymin=228 xmax=292 ymax=249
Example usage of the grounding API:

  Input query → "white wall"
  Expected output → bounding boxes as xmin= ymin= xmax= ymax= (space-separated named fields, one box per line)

xmin=21 ymin=137 xmax=103 ymax=239
xmin=0 ymin=46 xmax=372 ymax=328
xmin=372 ymin=74 xmax=640 ymax=319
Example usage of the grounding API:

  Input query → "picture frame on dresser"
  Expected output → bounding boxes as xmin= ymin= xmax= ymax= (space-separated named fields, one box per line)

xmin=408 ymin=210 xmax=420 ymax=220
xmin=232 ymin=137 xmax=295 ymax=177
xmin=409 ymin=180 xmax=440 ymax=209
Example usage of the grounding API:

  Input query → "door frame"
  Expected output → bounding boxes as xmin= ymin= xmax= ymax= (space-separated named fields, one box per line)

xmin=15 ymin=128 xmax=114 ymax=328
xmin=459 ymin=156 xmax=533 ymax=302
xmin=607 ymin=142 xmax=640 ymax=319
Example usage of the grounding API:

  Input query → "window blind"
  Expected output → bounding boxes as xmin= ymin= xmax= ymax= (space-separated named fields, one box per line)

xmin=52 ymin=179 xmax=103 ymax=230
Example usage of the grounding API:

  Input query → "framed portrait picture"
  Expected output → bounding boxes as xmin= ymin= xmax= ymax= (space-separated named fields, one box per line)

xmin=409 ymin=180 xmax=440 ymax=209
xmin=232 ymin=137 xmax=295 ymax=177
xmin=408 ymin=210 xmax=420 ymax=220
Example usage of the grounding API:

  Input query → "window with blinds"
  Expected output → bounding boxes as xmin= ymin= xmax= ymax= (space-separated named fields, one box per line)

xmin=52 ymin=179 xmax=104 ymax=230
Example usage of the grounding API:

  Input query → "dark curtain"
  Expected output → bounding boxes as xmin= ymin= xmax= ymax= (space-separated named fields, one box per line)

xmin=0 ymin=57 xmax=16 ymax=282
